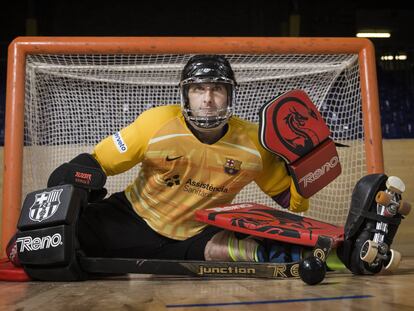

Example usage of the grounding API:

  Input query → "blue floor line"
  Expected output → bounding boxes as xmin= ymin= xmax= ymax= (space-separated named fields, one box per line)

xmin=166 ymin=294 xmax=373 ymax=308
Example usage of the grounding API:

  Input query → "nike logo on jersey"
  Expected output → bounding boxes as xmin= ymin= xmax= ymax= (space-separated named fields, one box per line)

xmin=166 ymin=155 xmax=183 ymax=161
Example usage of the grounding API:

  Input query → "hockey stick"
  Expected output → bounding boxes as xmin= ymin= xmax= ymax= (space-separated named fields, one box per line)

xmin=80 ymin=236 xmax=333 ymax=280
xmin=0 ymin=236 xmax=332 ymax=282
xmin=81 ymin=257 xmax=300 ymax=278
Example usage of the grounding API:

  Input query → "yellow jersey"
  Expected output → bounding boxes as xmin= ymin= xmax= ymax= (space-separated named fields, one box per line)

xmin=93 ymin=105 xmax=308 ymax=240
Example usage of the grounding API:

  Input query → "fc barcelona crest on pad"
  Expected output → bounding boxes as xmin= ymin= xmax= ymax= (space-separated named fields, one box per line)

xmin=29 ymin=189 xmax=63 ymax=222
xmin=224 ymin=158 xmax=241 ymax=175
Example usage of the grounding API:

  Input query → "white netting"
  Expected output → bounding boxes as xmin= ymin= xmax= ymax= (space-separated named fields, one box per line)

xmin=24 ymin=54 xmax=365 ymax=225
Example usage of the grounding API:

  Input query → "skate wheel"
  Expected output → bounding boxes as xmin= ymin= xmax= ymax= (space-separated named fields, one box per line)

xmin=399 ymin=201 xmax=412 ymax=216
xmin=360 ymin=240 xmax=378 ymax=264
xmin=385 ymin=249 xmax=401 ymax=272
xmin=386 ymin=176 xmax=405 ymax=194
xmin=375 ymin=191 xmax=392 ymax=206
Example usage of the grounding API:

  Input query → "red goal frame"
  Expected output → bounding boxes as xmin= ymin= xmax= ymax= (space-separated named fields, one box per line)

xmin=1 ymin=37 xmax=383 ymax=255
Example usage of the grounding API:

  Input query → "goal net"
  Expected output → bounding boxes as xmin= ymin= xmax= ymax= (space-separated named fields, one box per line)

xmin=2 ymin=38 xmax=383 ymax=249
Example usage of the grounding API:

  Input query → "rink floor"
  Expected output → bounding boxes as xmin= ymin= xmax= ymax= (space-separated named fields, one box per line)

xmin=1 ymin=257 xmax=414 ymax=311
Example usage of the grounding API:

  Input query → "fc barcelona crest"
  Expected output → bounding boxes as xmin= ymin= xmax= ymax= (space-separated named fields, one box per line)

xmin=29 ymin=189 xmax=63 ymax=222
xmin=224 ymin=158 xmax=242 ymax=175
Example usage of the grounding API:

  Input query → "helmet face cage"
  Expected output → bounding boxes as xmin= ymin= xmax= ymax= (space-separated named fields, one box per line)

xmin=180 ymin=78 xmax=235 ymax=129
xmin=179 ymin=55 xmax=236 ymax=129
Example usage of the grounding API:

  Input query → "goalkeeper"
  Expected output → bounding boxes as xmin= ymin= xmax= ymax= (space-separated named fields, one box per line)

xmin=9 ymin=55 xmax=310 ymax=264
xmin=7 ymin=55 xmax=407 ymax=278
xmin=75 ymin=54 xmax=310 ymax=261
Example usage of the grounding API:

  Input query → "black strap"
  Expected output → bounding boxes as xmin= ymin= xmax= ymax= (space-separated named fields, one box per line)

xmin=360 ymin=210 xmax=402 ymax=226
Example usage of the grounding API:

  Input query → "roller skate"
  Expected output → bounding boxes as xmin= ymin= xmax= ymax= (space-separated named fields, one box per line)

xmin=338 ymin=174 xmax=411 ymax=274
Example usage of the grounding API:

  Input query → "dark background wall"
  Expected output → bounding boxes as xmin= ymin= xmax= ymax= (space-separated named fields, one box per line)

xmin=1 ymin=0 xmax=413 ymax=142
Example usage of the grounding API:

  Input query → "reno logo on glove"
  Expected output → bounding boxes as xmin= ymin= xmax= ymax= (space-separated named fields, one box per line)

xmin=16 ymin=233 xmax=63 ymax=252
xmin=29 ymin=189 xmax=63 ymax=222
xmin=299 ymin=155 xmax=340 ymax=188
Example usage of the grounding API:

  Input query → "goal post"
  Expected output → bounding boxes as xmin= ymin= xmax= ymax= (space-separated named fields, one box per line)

xmin=1 ymin=37 xmax=383 ymax=254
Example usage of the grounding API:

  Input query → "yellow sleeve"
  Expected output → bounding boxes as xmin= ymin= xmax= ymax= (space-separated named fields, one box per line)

xmin=92 ymin=105 xmax=180 ymax=176
xmin=248 ymin=127 xmax=309 ymax=213
xmin=288 ymin=181 xmax=309 ymax=213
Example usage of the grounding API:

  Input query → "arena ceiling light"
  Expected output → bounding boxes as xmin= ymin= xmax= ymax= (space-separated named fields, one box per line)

xmin=356 ymin=32 xmax=391 ymax=38
xmin=395 ymin=55 xmax=407 ymax=60
xmin=380 ymin=54 xmax=407 ymax=61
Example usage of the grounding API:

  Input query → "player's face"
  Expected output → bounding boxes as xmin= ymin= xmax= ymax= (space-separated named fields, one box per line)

xmin=187 ymin=83 xmax=228 ymax=117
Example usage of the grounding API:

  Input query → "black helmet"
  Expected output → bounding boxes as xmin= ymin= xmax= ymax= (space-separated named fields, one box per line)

xmin=180 ymin=55 xmax=236 ymax=129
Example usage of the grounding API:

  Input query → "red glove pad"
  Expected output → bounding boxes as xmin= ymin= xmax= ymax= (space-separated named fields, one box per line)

xmin=259 ymin=90 xmax=341 ymax=198
xmin=0 ymin=233 xmax=31 ymax=281
xmin=6 ymin=233 xmax=21 ymax=267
